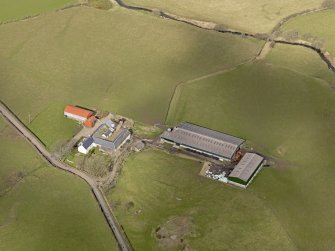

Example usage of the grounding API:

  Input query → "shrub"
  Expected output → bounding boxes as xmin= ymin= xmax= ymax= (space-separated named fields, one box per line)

xmin=152 ymin=8 xmax=162 ymax=17
xmin=283 ymin=30 xmax=299 ymax=41
xmin=87 ymin=0 xmax=113 ymax=10
xmin=214 ymin=24 xmax=228 ymax=32
xmin=254 ymin=33 xmax=270 ymax=40
xmin=125 ymin=201 xmax=135 ymax=210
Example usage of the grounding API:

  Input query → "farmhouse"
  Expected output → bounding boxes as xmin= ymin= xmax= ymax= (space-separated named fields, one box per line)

xmin=78 ymin=137 xmax=95 ymax=154
xmin=64 ymin=105 xmax=94 ymax=122
xmin=78 ymin=120 xmax=131 ymax=154
xmin=228 ymin=153 xmax=264 ymax=188
xmin=161 ymin=122 xmax=244 ymax=161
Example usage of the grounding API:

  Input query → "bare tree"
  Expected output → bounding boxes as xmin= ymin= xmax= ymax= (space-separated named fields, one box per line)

xmin=52 ymin=140 xmax=72 ymax=159
xmin=76 ymin=152 xmax=111 ymax=177
xmin=283 ymin=30 xmax=299 ymax=41
xmin=322 ymin=0 xmax=335 ymax=9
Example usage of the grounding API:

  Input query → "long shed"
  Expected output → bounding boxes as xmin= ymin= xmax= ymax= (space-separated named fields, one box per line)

xmin=161 ymin=122 xmax=244 ymax=160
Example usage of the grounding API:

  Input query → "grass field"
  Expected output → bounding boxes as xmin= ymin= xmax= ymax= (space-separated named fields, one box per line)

xmin=163 ymin=44 xmax=335 ymax=250
xmin=133 ymin=121 xmax=163 ymax=139
xmin=0 ymin=117 xmax=118 ymax=250
xmin=108 ymin=149 xmax=296 ymax=251
xmin=124 ymin=0 xmax=323 ymax=33
xmin=0 ymin=0 xmax=77 ymax=22
xmin=281 ymin=9 xmax=335 ymax=54
xmin=0 ymin=7 xmax=262 ymax=149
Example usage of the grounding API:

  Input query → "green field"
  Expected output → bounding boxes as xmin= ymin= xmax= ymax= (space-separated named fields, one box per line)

xmin=124 ymin=0 xmax=323 ymax=33
xmin=0 ymin=0 xmax=77 ymax=22
xmin=281 ymin=9 xmax=335 ymax=54
xmin=163 ymin=44 xmax=335 ymax=250
xmin=133 ymin=121 xmax=163 ymax=139
xmin=0 ymin=118 xmax=118 ymax=250
xmin=0 ymin=7 xmax=262 ymax=149
xmin=108 ymin=149 xmax=296 ymax=251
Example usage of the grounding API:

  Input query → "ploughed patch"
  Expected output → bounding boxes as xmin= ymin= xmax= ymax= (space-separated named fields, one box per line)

xmin=154 ymin=216 xmax=196 ymax=250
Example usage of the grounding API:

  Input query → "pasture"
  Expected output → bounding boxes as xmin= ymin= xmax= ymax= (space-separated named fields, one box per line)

xmin=108 ymin=149 xmax=295 ymax=251
xmin=124 ymin=0 xmax=323 ymax=33
xmin=281 ymin=9 xmax=335 ymax=54
xmin=0 ymin=7 xmax=262 ymax=149
xmin=0 ymin=0 xmax=77 ymax=22
xmin=165 ymin=44 xmax=335 ymax=250
xmin=0 ymin=117 xmax=118 ymax=250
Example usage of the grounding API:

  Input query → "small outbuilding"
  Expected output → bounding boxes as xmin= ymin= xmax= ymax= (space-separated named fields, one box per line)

xmin=133 ymin=140 xmax=145 ymax=152
xmin=228 ymin=153 xmax=264 ymax=188
xmin=83 ymin=116 xmax=97 ymax=128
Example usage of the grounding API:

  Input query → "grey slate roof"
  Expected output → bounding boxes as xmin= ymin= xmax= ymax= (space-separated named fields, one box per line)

xmin=113 ymin=129 xmax=131 ymax=149
xmin=92 ymin=136 xmax=116 ymax=150
xmin=161 ymin=122 xmax=244 ymax=159
xmin=229 ymin=153 xmax=264 ymax=182
xmin=82 ymin=137 xmax=94 ymax=149
xmin=92 ymin=125 xmax=130 ymax=151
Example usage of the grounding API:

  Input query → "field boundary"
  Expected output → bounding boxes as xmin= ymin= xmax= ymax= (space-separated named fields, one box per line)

xmin=0 ymin=3 xmax=88 ymax=26
xmin=164 ymin=40 xmax=269 ymax=124
xmin=113 ymin=0 xmax=335 ymax=76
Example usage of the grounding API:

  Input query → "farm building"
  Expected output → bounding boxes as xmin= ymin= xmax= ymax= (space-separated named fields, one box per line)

xmin=64 ymin=105 xmax=94 ymax=122
xmin=78 ymin=137 xmax=96 ymax=154
xmin=228 ymin=153 xmax=264 ymax=188
xmin=133 ymin=140 xmax=145 ymax=152
xmin=83 ymin=116 xmax=97 ymax=128
xmin=78 ymin=120 xmax=131 ymax=154
xmin=160 ymin=122 xmax=244 ymax=161
xmin=93 ymin=127 xmax=131 ymax=152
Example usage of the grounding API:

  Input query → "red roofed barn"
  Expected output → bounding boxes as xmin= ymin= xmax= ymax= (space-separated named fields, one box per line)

xmin=64 ymin=105 xmax=94 ymax=122
xmin=83 ymin=116 xmax=97 ymax=128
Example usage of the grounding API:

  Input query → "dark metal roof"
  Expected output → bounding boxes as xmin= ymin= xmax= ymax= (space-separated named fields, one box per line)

xmin=177 ymin=122 xmax=244 ymax=146
xmin=229 ymin=153 xmax=264 ymax=182
xmin=161 ymin=122 xmax=244 ymax=159
xmin=82 ymin=137 xmax=94 ymax=149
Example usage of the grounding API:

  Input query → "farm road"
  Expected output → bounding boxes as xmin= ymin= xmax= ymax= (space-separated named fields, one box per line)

xmin=0 ymin=101 xmax=132 ymax=251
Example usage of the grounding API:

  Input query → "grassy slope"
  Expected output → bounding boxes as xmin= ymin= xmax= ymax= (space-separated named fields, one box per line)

xmin=108 ymin=149 xmax=296 ymax=251
xmin=0 ymin=118 xmax=118 ymax=251
xmin=281 ymin=9 xmax=335 ymax=54
xmin=166 ymin=44 xmax=335 ymax=250
xmin=124 ymin=0 xmax=323 ymax=33
xmin=0 ymin=7 xmax=262 ymax=149
xmin=0 ymin=0 xmax=77 ymax=22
